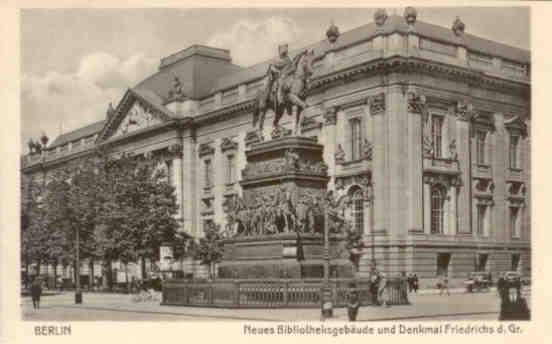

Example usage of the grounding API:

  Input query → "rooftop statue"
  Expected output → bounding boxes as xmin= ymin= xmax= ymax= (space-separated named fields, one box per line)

xmin=252 ymin=44 xmax=319 ymax=139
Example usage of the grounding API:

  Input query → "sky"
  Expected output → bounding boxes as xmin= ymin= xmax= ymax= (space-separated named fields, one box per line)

xmin=20 ymin=7 xmax=530 ymax=152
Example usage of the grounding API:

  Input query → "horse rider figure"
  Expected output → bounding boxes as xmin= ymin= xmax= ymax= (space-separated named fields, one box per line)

xmin=268 ymin=44 xmax=294 ymax=107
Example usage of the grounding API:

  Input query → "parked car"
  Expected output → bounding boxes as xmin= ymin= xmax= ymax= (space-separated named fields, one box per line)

xmin=504 ymin=271 xmax=530 ymax=286
xmin=464 ymin=272 xmax=492 ymax=292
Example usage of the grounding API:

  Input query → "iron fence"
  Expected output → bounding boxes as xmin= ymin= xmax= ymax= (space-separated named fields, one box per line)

xmin=162 ymin=278 xmax=408 ymax=308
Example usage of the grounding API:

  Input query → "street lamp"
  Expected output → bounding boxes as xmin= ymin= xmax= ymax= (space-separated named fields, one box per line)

xmin=369 ymin=193 xmax=376 ymax=269
xmin=321 ymin=206 xmax=333 ymax=319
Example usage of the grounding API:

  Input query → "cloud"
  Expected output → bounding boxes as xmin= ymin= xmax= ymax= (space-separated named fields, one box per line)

xmin=21 ymin=52 xmax=156 ymax=151
xmin=206 ymin=16 xmax=303 ymax=66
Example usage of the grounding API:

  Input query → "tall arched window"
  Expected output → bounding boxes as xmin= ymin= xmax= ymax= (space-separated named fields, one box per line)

xmin=430 ymin=185 xmax=445 ymax=234
xmin=351 ymin=187 xmax=364 ymax=233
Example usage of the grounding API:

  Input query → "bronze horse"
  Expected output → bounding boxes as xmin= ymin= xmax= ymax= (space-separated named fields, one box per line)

xmin=252 ymin=49 xmax=316 ymax=137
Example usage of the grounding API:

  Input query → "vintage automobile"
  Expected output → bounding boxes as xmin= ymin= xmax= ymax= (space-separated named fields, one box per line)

xmin=464 ymin=272 xmax=492 ymax=292
xmin=504 ymin=271 xmax=531 ymax=286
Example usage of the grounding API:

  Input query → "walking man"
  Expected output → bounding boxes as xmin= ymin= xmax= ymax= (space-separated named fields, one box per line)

xmin=31 ymin=277 xmax=43 ymax=310
xmin=413 ymin=274 xmax=419 ymax=293
xmin=346 ymin=282 xmax=360 ymax=321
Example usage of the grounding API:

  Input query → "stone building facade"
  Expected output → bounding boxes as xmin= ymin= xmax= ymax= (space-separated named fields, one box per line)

xmin=21 ymin=9 xmax=531 ymax=283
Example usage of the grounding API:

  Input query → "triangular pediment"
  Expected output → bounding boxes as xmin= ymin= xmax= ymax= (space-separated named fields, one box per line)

xmin=98 ymin=89 xmax=173 ymax=142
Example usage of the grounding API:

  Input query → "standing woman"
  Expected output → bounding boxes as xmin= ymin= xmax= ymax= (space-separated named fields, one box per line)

xmin=378 ymin=272 xmax=390 ymax=307
xmin=31 ymin=277 xmax=43 ymax=310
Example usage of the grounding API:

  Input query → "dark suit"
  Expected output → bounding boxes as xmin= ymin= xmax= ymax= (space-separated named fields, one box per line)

xmin=31 ymin=280 xmax=42 ymax=309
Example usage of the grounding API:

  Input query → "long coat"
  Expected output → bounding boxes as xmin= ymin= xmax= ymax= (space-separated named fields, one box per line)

xmin=31 ymin=280 xmax=42 ymax=299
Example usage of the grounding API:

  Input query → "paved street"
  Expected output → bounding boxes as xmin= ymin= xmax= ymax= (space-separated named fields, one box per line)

xmin=21 ymin=287 xmax=531 ymax=321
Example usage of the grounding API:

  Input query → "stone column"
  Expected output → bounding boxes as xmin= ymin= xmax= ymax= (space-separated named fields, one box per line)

xmin=449 ymin=185 xmax=458 ymax=235
xmin=169 ymin=143 xmax=184 ymax=220
xmin=455 ymin=102 xmax=474 ymax=234
xmin=492 ymin=113 xmax=507 ymax=242
xmin=522 ymin=120 xmax=530 ymax=242
xmin=323 ymin=106 xmax=337 ymax=190
xmin=370 ymin=93 xmax=387 ymax=233
xmin=363 ymin=185 xmax=373 ymax=236
xmin=406 ymin=89 xmax=425 ymax=232
xmin=181 ymin=134 xmax=197 ymax=236
xmin=423 ymin=181 xmax=431 ymax=234
xmin=386 ymin=85 xmax=408 ymax=238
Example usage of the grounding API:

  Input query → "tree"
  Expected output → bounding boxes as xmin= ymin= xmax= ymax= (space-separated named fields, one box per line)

xmin=94 ymin=152 xmax=181 ymax=283
xmin=193 ymin=222 xmax=224 ymax=280
xmin=20 ymin=175 xmax=47 ymax=287
xmin=42 ymin=165 xmax=97 ymax=287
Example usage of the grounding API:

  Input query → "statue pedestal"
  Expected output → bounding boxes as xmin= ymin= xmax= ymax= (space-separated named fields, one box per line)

xmin=219 ymin=136 xmax=353 ymax=279
xmin=218 ymin=233 xmax=352 ymax=279
xmin=240 ymin=136 xmax=329 ymax=207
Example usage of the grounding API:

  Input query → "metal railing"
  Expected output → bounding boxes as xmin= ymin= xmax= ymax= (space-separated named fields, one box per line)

xmin=162 ymin=278 xmax=408 ymax=308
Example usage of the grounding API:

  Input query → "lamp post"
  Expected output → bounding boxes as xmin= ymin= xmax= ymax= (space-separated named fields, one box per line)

xmin=369 ymin=194 xmax=376 ymax=269
xmin=75 ymin=226 xmax=82 ymax=304
xmin=321 ymin=206 xmax=333 ymax=319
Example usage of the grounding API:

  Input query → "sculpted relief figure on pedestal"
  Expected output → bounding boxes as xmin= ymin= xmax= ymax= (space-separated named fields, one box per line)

xmin=222 ymin=187 xmax=350 ymax=238
xmin=251 ymin=44 xmax=319 ymax=139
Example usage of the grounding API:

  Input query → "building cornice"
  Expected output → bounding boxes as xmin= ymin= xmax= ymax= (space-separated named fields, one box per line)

xmin=193 ymin=99 xmax=256 ymax=126
xmin=308 ymin=55 xmax=529 ymax=96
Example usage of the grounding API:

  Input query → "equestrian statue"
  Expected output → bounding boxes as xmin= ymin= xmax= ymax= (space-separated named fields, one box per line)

xmin=252 ymin=44 xmax=318 ymax=138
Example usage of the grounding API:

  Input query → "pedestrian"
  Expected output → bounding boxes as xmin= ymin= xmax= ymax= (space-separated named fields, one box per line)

xmin=407 ymin=274 xmax=413 ymax=293
xmin=497 ymin=272 xmax=508 ymax=304
xmin=439 ymin=274 xmax=450 ymax=296
xmin=31 ymin=278 xmax=43 ymax=310
xmin=370 ymin=270 xmax=379 ymax=305
xmin=400 ymin=271 xmax=408 ymax=301
xmin=413 ymin=274 xmax=419 ymax=293
xmin=346 ymin=282 xmax=360 ymax=321
xmin=378 ymin=272 xmax=390 ymax=307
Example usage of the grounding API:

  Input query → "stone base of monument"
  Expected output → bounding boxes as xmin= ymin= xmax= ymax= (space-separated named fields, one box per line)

xmin=217 ymin=233 xmax=354 ymax=279
xmin=161 ymin=135 xmax=409 ymax=308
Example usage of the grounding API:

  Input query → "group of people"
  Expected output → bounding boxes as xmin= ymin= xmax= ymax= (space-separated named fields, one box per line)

xmin=346 ymin=270 xmax=394 ymax=321
xmin=496 ymin=272 xmax=530 ymax=320
xmin=406 ymin=273 xmax=419 ymax=293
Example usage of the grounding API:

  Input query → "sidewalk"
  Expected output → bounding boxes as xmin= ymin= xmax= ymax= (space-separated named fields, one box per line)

xmin=22 ymin=289 xmax=516 ymax=321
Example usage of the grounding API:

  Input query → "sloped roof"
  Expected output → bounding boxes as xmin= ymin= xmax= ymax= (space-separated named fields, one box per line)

xmin=134 ymin=45 xmax=243 ymax=101
xmin=44 ymin=14 xmax=529 ymax=152
xmin=48 ymin=120 xmax=106 ymax=149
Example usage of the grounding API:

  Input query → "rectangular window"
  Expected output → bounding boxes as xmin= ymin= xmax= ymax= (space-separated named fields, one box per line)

xmin=436 ymin=253 xmax=451 ymax=277
xmin=432 ymin=116 xmax=443 ymax=158
xmin=511 ymin=254 xmax=521 ymax=271
xmin=204 ymin=159 xmax=212 ymax=188
xmin=476 ymin=205 xmax=487 ymax=236
xmin=430 ymin=187 xmax=444 ymax=234
xmin=509 ymin=135 xmax=520 ymax=169
xmin=226 ymin=155 xmax=236 ymax=184
xmin=476 ymin=130 xmax=486 ymax=165
xmin=476 ymin=253 xmax=489 ymax=272
xmin=510 ymin=207 xmax=521 ymax=238
xmin=350 ymin=118 xmax=362 ymax=161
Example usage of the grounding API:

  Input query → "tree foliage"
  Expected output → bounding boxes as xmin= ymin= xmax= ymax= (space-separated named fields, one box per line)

xmin=193 ymin=222 xmax=224 ymax=279
xmin=21 ymin=149 xmax=184 ymax=284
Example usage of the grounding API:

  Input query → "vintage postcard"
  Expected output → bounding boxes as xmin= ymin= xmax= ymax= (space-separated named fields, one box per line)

xmin=1 ymin=1 xmax=550 ymax=343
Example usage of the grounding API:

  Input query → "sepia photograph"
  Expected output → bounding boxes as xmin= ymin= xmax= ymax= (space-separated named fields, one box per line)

xmin=17 ymin=5 xmax=531 ymax=324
